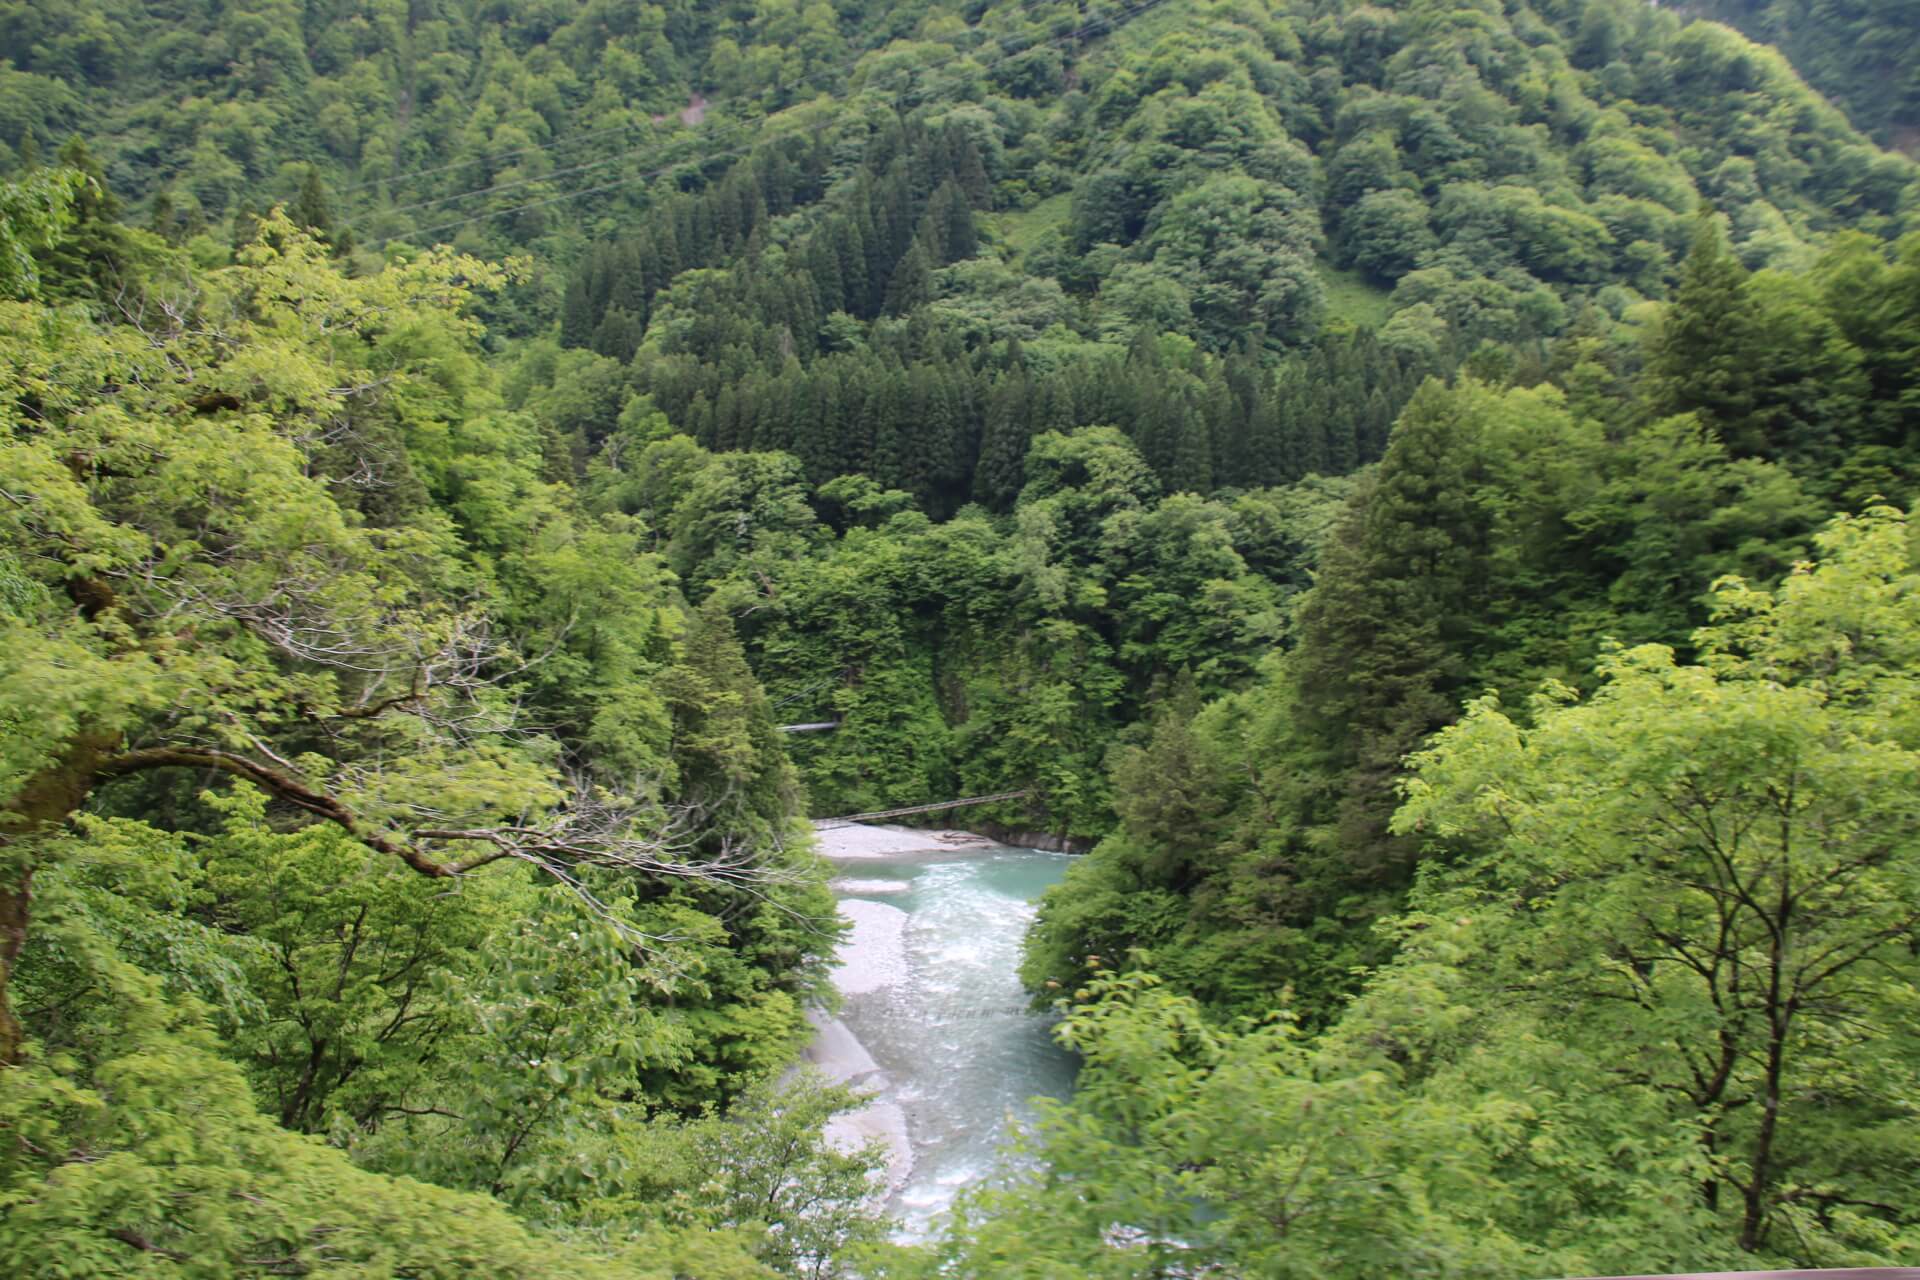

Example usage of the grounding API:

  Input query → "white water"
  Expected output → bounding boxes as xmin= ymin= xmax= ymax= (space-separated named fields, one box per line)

xmin=821 ymin=843 xmax=1077 ymax=1240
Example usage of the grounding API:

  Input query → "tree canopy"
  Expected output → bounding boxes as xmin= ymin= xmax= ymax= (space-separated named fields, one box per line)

xmin=7 ymin=0 xmax=1920 ymax=1272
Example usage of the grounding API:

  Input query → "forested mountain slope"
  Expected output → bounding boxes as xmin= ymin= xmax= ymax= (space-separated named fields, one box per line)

xmin=530 ymin=0 xmax=1916 ymax=839
xmin=5 ymin=0 xmax=1905 ymax=240
xmin=1682 ymin=0 xmax=1920 ymax=150
xmin=7 ymin=0 xmax=1920 ymax=1273
xmin=9 ymin=0 xmax=1917 ymax=909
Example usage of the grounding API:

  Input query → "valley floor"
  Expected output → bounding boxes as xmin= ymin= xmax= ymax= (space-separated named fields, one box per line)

xmin=801 ymin=823 xmax=1073 ymax=1230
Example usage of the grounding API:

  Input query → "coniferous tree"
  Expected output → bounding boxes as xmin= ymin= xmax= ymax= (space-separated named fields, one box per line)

xmin=230 ymin=198 xmax=261 ymax=250
xmin=1647 ymin=214 xmax=1759 ymax=436
xmin=560 ymin=275 xmax=595 ymax=349
xmin=711 ymin=385 xmax=743 ymax=452
xmin=37 ymin=138 xmax=143 ymax=296
xmin=147 ymin=189 xmax=178 ymax=243
xmin=288 ymin=166 xmax=333 ymax=241
xmin=950 ymin=131 xmax=991 ymax=207
xmin=868 ymin=373 xmax=908 ymax=493
xmin=1169 ymin=405 xmax=1214 ymax=495
xmin=883 ymin=238 xmax=934 ymax=315
xmin=941 ymin=181 xmax=979 ymax=261
xmin=1650 ymin=213 xmax=1868 ymax=469
xmin=973 ymin=370 xmax=1033 ymax=511
xmin=1244 ymin=384 xmax=1286 ymax=486
xmin=835 ymin=218 xmax=871 ymax=319
xmin=609 ymin=242 xmax=648 ymax=321
xmin=1290 ymin=380 xmax=1499 ymax=878
xmin=856 ymin=200 xmax=888 ymax=316
xmin=592 ymin=307 xmax=643 ymax=363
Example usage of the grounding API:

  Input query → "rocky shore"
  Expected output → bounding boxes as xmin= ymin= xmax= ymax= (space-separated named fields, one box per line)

xmin=801 ymin=823 xmax=1001 ymax=1198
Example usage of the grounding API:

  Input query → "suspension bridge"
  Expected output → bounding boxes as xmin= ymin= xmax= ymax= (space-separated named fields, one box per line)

xmin=778 ymin=708 xmax=1030 ymax=827
xmin=814 ymin=791 xmax=1031 ymax=829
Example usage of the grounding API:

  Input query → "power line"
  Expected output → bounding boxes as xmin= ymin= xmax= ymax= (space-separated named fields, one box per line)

xmin=337 ymin=0 xmax=1075 ymax=200
xmin=353 ymin=0 xmax=1120 ymax=234
xmin=377 ymin=133 xmax=767 ymax=245
xmin=375 ymin=119 xmax=753 ymax=220
xmin=366 ymin=0 xmax=1170 ymax=249
xmin=337 ymin=116 xmax=646 ymax=195
xmin=815 ymin=791 xmax=1031 ymax=826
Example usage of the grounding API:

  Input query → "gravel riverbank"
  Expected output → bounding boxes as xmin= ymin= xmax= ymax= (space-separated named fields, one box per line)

xmin=801 ymin=823 xmax=1004 ymax=1199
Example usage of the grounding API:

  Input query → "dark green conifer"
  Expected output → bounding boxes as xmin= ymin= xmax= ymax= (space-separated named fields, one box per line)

xmin=948 ymin=131 xmax=991 ymax=207
xmin=560 ymin=275 xmax=595 ymax=349
xmin=592 ymin=307 xmax=643 ymax=362
xmin=883 ymin=238 xmax=933 ymax=315
xmin=1291 ymin=381 xmax=1497 ymax=877
xmin=289 ymin=165 xmax=333 ymax=239
xmin=973 ymin=372 xmax=1033 ymax=511
xmin=1647 ymin=214 xmax=1754 ymax=424
xmin=1649 ymin=211 xmax=1868 ymax=469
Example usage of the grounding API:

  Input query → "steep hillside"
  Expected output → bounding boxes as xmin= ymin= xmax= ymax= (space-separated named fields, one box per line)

xmin=10 ymin=3 xmax=1920 ymax=1274
xmin=10 ymin=0 xmax=1916 ymax=845
xmin=1682 ymin=0 xmax=1920 ymax=150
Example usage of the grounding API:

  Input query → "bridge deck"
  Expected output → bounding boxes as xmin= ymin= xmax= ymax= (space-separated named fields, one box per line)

xmin=814 ymin=790 xmax=1030 ymax=827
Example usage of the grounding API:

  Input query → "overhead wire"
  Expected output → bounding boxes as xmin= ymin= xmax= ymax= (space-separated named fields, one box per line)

xmin=336 ymin=116 xmax=647 ymax=195
xmin=358 ymin=0 xmax=1170 ymax=249
xmin=386 ymin=139 xmax=754 ymax=244
xmin=375 ymin=119 xmax=751 ymax=220
xmin=337 ymin=0 xmax=1076 ymax=202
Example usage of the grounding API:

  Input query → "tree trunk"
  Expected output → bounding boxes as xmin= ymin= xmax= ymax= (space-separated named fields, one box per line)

xmin=1742 ymin=877 xmax=1796 ymax=1253
xmin=1741 ymin=1011 xmax=1790 ymax=1251
xmin=0 ymin=880 xmax=29 ymax=1067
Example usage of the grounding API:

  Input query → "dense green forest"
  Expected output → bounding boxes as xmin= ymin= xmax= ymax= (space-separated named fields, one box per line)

xmin=1682 ymin=0 xmax=1920 ymax=151
xmin=0 ymin=210 xmax=886 ymax=1275
xmin=5 ymin=0 xmax=1920 ymax=1273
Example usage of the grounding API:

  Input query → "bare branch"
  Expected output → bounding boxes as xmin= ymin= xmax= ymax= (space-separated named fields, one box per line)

xmin=87 ymin=748 xmax=828 ymax=949
xmin=94 ymin=746 xmax=455 ymax=878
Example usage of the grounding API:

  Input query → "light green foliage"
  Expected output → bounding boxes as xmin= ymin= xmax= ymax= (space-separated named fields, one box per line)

xmin=1810 ymin=230 xmax=1920 ymax=502
xmin=191 ymin=788 xmax=531 ymax=1133
xmin=671 ymin=1072 xmax=892 ymax=1275
xmin=1342 ymin=188 xmax=1438 ymax=284
xmin=510 ymin=1069 xmax=888 ymax=1276
xmin=60 ymin=0 xmax=1889 ymax=503
xmin=1562 ymin=412 xmax=1817 ymax=642
xmin=921 ymin=508 xmax=1920 ymax=1276
xmin=1394 ymin=505 xmax=1920 ymax=1259
xmin=0 ymin=211 xmax=854 ymax=1271
xmin=993 ymin=192 xmax=1072 ymax=263
xmin=614 ymin=427 xmax=1326 ymax=837
xmin=0 ymin=218 xmax=534 ymax=829
xmin=10 ymin=1 xmax=1920 ymax=1273
xmin=1686 ymin=0 xmax=1920 ymax=148
xmin=9 ymin=793 xmax=866 ymax=1275
xmin=0 ymin=167 xmax=82 ymax=298
xmin=1144 ymin=174 xmax=1325 ymax=349
xmin=1022 ymin=366 xmax=1819 ymax=1020
xmin=3 ymin=822 xmax=780 ymax=1279
xmin=1647 ymin=213 xmax=1870 ymax=474
xmin=666 ymin=451 xmax=826 ymax=597
xmin=884 ymin=966 xmax=1565 ymax=1279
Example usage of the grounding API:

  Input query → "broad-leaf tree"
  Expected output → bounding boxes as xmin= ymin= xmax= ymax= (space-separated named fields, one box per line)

xmin=0 ymin=216 xmax=803 ymax=1064
xmin=1396 ymin=504 xmax=1920 ymax=1258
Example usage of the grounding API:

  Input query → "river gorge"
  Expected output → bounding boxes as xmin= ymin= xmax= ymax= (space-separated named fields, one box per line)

xmin=803 ymin=824 xmax=1077 ymax=1239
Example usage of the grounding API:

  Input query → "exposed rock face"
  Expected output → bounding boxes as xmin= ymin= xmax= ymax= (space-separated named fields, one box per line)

xmin=976 ymin=823 xmax=1095 ymax=854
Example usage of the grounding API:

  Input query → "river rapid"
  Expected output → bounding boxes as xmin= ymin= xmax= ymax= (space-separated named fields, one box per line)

xmin=803 ymin=824 xmax=1077 ymax=1240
